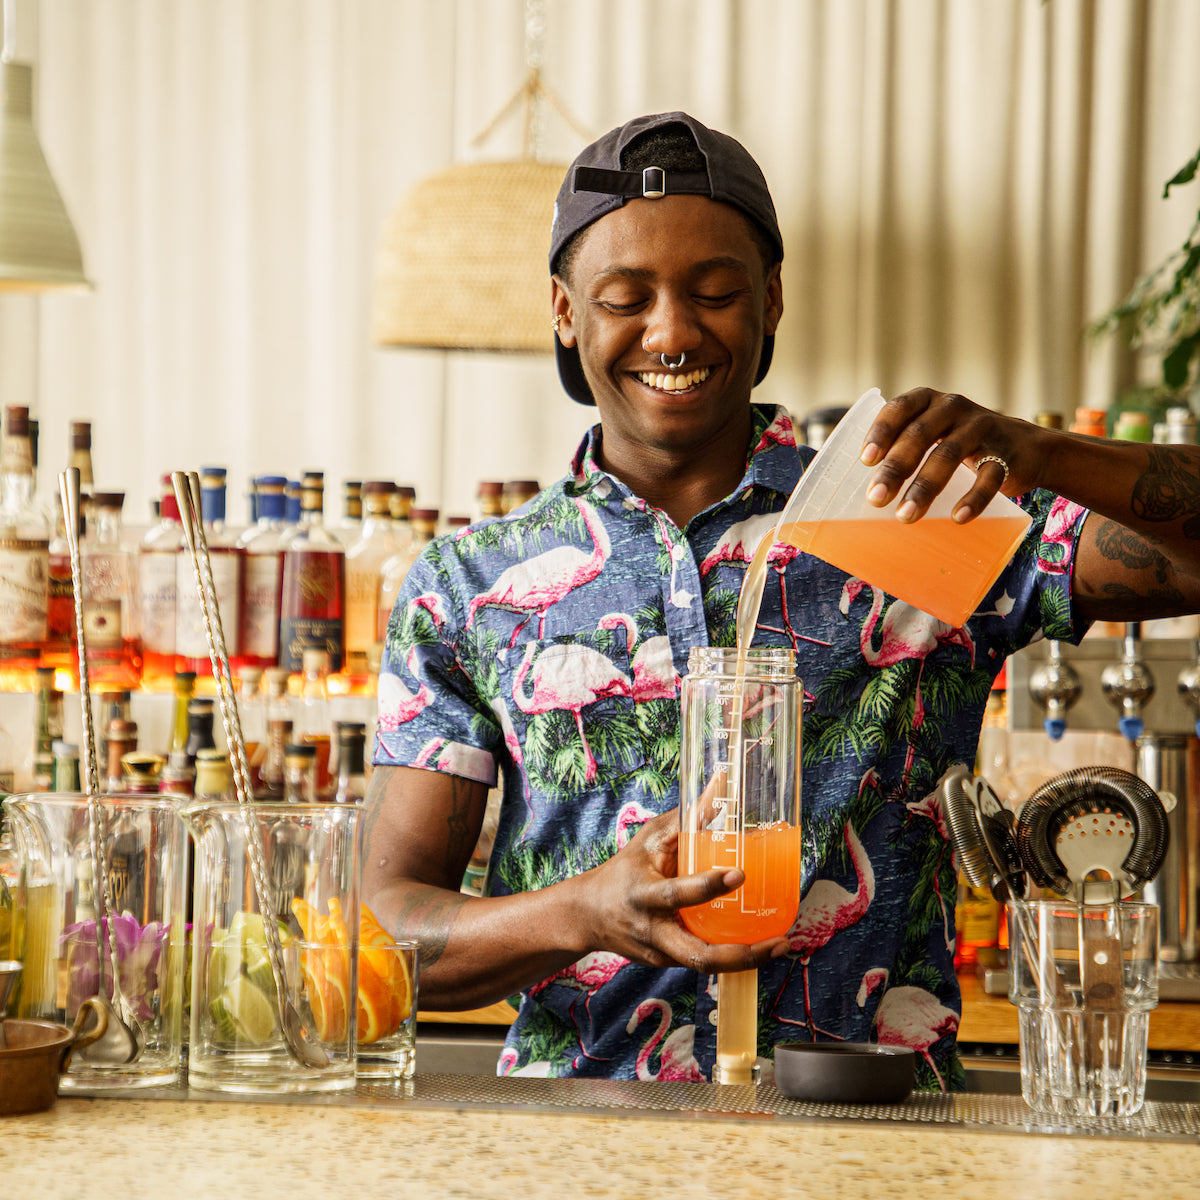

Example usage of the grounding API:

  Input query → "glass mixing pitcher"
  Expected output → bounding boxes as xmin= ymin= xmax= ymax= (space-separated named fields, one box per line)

xmin=4 ymin=792 xmax=188 ymax=1089
xmin=678 ymin=646 xmax=802 ymax=943
xmin=182 ymin=800 xmax=361 ymax=1094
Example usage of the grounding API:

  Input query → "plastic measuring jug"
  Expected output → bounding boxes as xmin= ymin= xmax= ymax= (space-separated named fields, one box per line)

xmin=774 ymin=387 xmax=1032 ymax=628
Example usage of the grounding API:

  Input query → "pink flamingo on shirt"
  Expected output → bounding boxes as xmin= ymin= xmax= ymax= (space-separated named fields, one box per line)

xmin=529 ymin=951 xmax=630 ymax=1062
xmin=467 ymin=497 xmax=611 ymax=644
xmin=839 ymin=578 xmax=975 ymax=789
xmin=905 ymin=789 xmax=955 ymax=951
xmin=598 ymin=613 xmax=679 ymax=701
xmin=871 ymin=984 xmax=959 ymax=1092
xmin=512 ymin=641 xmax=631 ymax=784
xmin=616 ymin=799 xmax=657 ymax=849
xmin=698 ymin=513 xmax=776 ymax=577
xmin=376 ymin=672 xmax=432 ymax=731
xmin=626 ymin=998 xmax=703 ymax=1081
xmin=773 ymin=819 xmax=875 ymax=1040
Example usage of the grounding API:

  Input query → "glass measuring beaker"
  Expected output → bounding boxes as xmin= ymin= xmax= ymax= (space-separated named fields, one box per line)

xmin=182 ymin=800 xmax=361 ymax=1094
xmin=678 ymin=646 xmax=802 ymax=943
xmin=3 ymin=792 xmax=188 ymax=1089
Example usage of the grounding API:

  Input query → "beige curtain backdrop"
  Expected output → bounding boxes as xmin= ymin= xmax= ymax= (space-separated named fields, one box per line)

xmin=0 ymin=0 xmax=1196 ymax=525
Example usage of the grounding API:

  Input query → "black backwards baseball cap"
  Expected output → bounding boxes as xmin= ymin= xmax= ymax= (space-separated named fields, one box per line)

xmin=549 ymin=111 xmax=784 ymax=406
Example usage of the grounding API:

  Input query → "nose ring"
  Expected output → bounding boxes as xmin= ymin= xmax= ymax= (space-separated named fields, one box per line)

xmin=661 ymin=352 xmax=686 ymax=370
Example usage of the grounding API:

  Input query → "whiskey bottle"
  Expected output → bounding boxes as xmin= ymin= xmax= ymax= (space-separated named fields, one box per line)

xmin=175 ymin=466 xmax=244 ymax=680
xmin=81 ymin=491 xmax=142 ymax=690
xmin=298 ymin=643 xmax=332 ymax=795
xmin=476 ymin=480 xmax=504 ymax=521
xmin=279 ymin=472 xmax=345 ymax=674
xmin=257 ymin=666 xmax=293 ymax=797
xmin=185 ymin=697 xmax=217 ymax=766
xmin=332 ymin=722 xmax=367 ymax=804
xmin=337 ymin=479 xmax=363 ymax=541
xmin=43 ymin=494 xmax=75 ymax=688
xmin=236 ymin=475 xmax=286 ymax=669
xmin=194 ymin=747 xmax=234 ymax=802
xmin=376 ymin=507 xmax=438 ymax=643
xmin=137 ymin=476 xmax=183 ymax=691
xmin=282 ymin=743 xmax=318 ymax=805
xmin=32 ymin=666 xmax=62 ymax=791
xmin=0 ymin=407 xmax=50 ymax=692
xmin=104 ymin=717 xmax=138 ymax=793
xmin=502 ymin=480 xmax=540 ymax=514
xmin=343 ymin=480 xmax=401 ymax=690
xmin=69 ymin=420 xmax=94 ymax=526
xmin=169 ymin=670 xmax=196 ymax=760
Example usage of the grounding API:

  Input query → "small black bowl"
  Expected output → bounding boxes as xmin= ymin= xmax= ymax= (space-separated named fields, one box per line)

xmin=773 ymin=1041 xmax=915 ymax=1104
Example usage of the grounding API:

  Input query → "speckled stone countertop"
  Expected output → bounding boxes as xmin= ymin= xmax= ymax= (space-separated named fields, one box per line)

xmin=5 ymin=1083 xmax=1200 ymax=1200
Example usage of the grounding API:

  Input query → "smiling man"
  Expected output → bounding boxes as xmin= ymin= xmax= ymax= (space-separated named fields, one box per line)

xmin=365 ymin=112 xmax=1200 ymax=1087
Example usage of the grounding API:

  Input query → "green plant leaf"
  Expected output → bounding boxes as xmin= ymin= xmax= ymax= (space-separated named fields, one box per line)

xmin=1163 ymin=147 xmax=1200 ymax=199
xmin=1163 ymin=330 xmax=1200 ymax=389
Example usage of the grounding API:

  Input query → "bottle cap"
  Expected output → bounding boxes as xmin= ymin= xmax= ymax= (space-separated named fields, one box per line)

xmin=70 ymin=420 xmax=91 ymax=448
xmin=52 ymin=740 xmax=78 ymax=758
xmin=284 ymin=743 xmax=317 ymax=760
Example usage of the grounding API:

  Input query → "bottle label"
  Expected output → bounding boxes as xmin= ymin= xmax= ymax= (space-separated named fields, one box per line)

xmin=280 ymin=617 xmax=343 ymax=673
xmin=0 ymin=540 xmax=49 ymax=642
xmin=176 ymin=551 xmax=241 ymax=658
xmin=138 ymin=551 xmax=176 ymax=655
xmin=243 ymin=552 xmax=283 ymax=659
xmin=83 ymin=598 xmax=123 ymax=649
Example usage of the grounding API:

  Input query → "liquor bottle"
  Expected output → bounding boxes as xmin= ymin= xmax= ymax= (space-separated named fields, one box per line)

xmin=32 ymin=666 xmax=62 ymax=791
xmin=377 ymin=507 xmax=438 ymax=642
xmin=502 ymin=480 xmax=540 ymax=514
xmin=237 ymin=665 xmax=265 ymax=780
xmin=343 ymin=480 xmax=400 ymax=691
xmin=169 ymin=670 xmax=196 ymax=760
xmin=0 ymin=407 xmax=50 ymax=692
xmin=236 ymin=475 xmax=286 ymax=670
xmin=446 ymin=515 xmax=471 ymax=536
xmin=194 ymin=747 xmax=234 ymax=802
xmin=388 ymin=486 xmax=415 ymax=547
xmin=298 ymin=643 xmax=332 ymax=794
xmin=185 ymin=697 xmax=217 ymax=766
xmin=52 ymin=740 xmax=81 ymax=792
xmin=104 ymin=717 xmax=138 ymax=793
xmin=43 ymin=495 xmax=75 ymax=688
xmin=70 ymin=420 xmax=94 ymax=526
xmin=282 ymin=743 xmax=318 ymax=805
xmin=158 ymin=750 xmax=196 ymax=798
xmin=258 ymin=666 xmax=293 ymax=797
xmin=332 ymin=722 xmax=367 ymax=804
xmin=176 ymin=466 xmax=244 ymax=681
xmin=477 ymin=480 xmax=504 ymax=522
xmin=337 ymin=479 xmax=362 ymax=541
xmin=95 ymin=690 xmax=131 ymax=785
xmin=279 ymin=471 xmax=345 ymax=675
xmin=137 ymin=476 xmax=183 ymax=691
xmin=80 ymin=491 xmax=142 ymax=690
xmin=119 ymin=753 xmax=165 ymax=794
xmin=284 ymin=479 xmax=301 ymax=526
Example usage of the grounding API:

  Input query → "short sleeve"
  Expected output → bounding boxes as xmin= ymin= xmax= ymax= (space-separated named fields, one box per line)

xmin=372 ymin=540 xmax=501 ymax=786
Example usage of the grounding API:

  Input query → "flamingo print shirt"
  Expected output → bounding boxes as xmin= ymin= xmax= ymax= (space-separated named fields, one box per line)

xmin=375 ymin=404 xmax=1089 ymax=1089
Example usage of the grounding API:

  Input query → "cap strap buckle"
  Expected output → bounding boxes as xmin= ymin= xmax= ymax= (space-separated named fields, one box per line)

xmin=642 ymin=166 xmax=665 ymax=199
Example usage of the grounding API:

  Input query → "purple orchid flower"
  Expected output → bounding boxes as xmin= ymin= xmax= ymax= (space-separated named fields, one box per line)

xmin=60 ymin=913 xmax=169 ymax=1022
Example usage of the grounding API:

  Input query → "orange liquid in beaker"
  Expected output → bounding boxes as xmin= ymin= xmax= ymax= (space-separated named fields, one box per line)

xmin=680 ymin=823 xmax=802 ymax=944
xmin=776 ymin=514 xmax=1030 ymax=628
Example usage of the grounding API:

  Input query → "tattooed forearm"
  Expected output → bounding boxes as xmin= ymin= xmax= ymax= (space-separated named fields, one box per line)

xmin=391 ymin=887 xmax=468 ymax=968
xmin=1133 ymin=448 xmax=1200 ymax=540
xmin=1093 ymin=519 xmax=1171 ymax=581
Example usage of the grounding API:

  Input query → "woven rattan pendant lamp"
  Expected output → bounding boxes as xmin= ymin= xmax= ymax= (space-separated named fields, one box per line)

xmin=0 ymin=0 xmax=89 ymax=291
xmin=371 ymin=3 xmax=585 ymax=353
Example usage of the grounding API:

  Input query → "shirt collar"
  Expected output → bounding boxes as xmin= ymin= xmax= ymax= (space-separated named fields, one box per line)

xmin=569 ymin=404 xmax=807 ymax=503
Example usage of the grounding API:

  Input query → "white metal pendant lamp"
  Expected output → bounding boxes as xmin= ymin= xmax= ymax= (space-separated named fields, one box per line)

xmin=0 ymin=1 xmax=89 ymax=291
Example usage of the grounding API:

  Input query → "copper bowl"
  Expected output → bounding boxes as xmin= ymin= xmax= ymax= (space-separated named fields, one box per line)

xmin=0 ymin=1000 xmax=107 ymax=1116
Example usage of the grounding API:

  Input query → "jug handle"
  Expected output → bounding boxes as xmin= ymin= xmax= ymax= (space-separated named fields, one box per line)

xmin=62 ymin=996 xmax=109 ymax=1073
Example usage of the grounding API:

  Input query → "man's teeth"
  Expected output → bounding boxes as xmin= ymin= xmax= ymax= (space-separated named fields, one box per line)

xmin=636 ymin=367 xmax=711 ymax=392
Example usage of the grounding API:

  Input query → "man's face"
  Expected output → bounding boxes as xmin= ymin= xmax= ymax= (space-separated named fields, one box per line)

xmin=551 ymin=195 xmax=783 ymax=460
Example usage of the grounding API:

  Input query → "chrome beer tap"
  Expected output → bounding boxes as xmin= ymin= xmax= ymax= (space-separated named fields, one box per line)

xmin=1100 ymin=623 xmax=1156 ymax=743
xmin=1028 ymin=640 xmax=1082 ymax=741
xmin=1177 ymin=639 xmax=1200 ymax=738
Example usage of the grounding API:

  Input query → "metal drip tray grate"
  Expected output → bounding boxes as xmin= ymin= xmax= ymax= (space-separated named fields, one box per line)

xmin=345 ymin=1074 xmax=1200 ymax=1142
